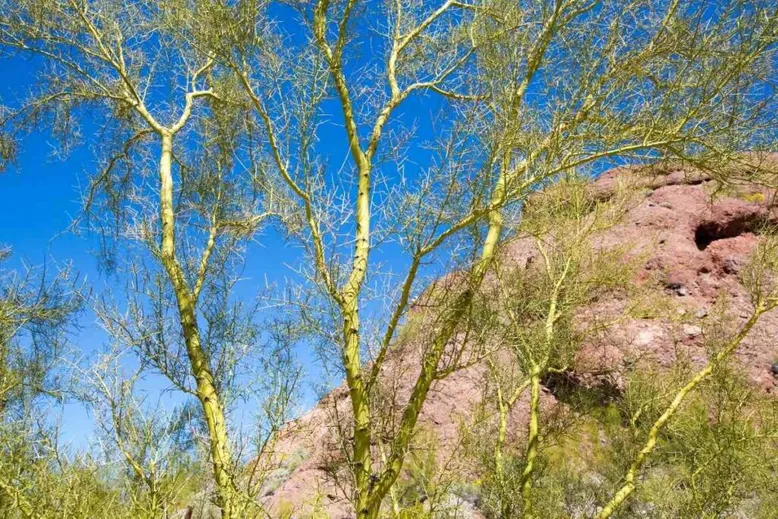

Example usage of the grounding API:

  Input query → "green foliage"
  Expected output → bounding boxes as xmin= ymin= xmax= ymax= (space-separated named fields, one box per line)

xmin=598 ymin=365 xmax=778 ymax=518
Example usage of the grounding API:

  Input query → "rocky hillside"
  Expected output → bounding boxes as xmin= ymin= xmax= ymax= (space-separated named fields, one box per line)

xmin=260 ymin=160 xmax=778 ymax=518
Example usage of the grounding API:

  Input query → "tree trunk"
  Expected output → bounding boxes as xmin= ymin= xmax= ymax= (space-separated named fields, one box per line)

xmin=519 ymin=369 xmax=541 ymax=518
xmin=343 ymin=299 xmax=374 ymax=518
xmin=157 ymin=133 xmax=236 ymax=518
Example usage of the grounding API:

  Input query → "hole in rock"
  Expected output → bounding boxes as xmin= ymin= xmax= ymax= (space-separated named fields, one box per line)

xmin=694 ymin=213 xmax=770 ymax=251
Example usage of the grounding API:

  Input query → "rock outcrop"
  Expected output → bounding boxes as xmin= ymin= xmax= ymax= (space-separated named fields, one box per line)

xmin=261 ymin=160 xmax=778 ymax=517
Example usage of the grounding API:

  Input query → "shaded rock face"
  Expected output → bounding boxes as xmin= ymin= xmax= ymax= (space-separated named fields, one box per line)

xmin=264 ymin=164 xmax=778 ymax=516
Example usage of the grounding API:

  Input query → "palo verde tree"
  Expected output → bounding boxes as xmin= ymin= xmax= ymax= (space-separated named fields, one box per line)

xmin=181 ymin=0 xmax=778 ymax=516
xmin=466 ymin=193 xmax=778 ymax=518
xmin=597 ymin=231 xmax=778 ymax=518
xmin=0 ymin=2 xmax=300 ymax=517
xmin=72 ymin=347 xmax=202 ymax=519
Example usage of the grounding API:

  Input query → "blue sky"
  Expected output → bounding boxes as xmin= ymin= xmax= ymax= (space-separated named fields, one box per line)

xmin=2 ymin=56 xmax=100 ymax=442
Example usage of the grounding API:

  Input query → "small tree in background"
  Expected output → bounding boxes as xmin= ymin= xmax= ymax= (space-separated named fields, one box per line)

xmin=464 ymin=213 xmax=778 ymax=519
xmin=602 ymin=349 xmax=778 ymax=518
xmin=598 ymin=232 xmax=778 ymax=518
xmin=73 ymin=348 xmax=202 ymax=519
xmin=473 ymin=177 xmax=639 ymax=517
